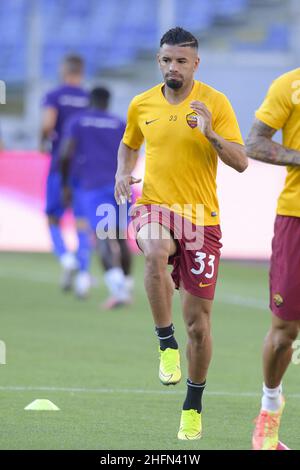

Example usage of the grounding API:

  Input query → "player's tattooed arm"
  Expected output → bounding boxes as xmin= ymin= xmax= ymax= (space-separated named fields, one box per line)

xmin=246 ymin=119 xmax=300 ymax=166
xmin=208 ymin=135 xmax=247 ymax=172
xmin=115 ymin=141 xmax=141 ymax=204
xmin=190 ymin=100 xmax=248 ymax=173
xmin=209 ymin=136 xmax=223 ymax=152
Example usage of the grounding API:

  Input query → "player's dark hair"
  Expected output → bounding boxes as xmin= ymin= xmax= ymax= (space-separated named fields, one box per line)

xmin=160 ymin=27 xmax=198 ymax=49
xmin=90 ymin=87 xmax=111 ymax=109
xmin=63 ymin=54 xmax=84 ymax=74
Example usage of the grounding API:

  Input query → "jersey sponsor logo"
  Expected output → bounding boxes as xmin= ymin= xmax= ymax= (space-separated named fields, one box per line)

xmin=58 ymin=95 xmax=89 ymax=107
xmin=145 ymin=118 xmax=159 ymax=125
xmin=273 ymin=293 xmax=283 ymax=307
xmin=186 ymin=111 xmax=198 ymax=129
xmin=81 ymin=117 xmax=120 ymax=129
xmin=199 ymin=282 xmax=214 ymax=288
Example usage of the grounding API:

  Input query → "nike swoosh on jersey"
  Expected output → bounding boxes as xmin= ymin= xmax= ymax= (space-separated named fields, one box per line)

xmin=199 ymin=282 xmax=214 ymax=288
xmin=145 ymin=119 xmax=159 ymax=125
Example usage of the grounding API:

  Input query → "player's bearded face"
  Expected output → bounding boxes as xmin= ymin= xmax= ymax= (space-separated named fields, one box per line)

xmin=165 ymin=73 xmax=184 ymax=89
xmin=158 ymin=44 xmax=199 ymax=91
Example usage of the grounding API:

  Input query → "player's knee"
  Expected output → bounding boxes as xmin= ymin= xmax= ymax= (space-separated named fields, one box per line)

xmin=186 ymin=317 xmax=210 ymax=345
xmin=144 ymin=245 xmax=169 ymax=268
xmin=144 ymin=249 xmax=168 ymax=285
xmin=271 ymin=335 xmax=294 ymax=353
xmin=270 ymin=324 xmax=298 ymax=352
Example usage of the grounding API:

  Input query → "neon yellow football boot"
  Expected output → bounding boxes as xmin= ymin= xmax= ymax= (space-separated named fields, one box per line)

xmin=177 ymin=409 xmax=202 ymax=440
xmin=252 ymin=397 xmax=285 ymax=450
xmin=158 ymin=347 xmax=181 ymax=386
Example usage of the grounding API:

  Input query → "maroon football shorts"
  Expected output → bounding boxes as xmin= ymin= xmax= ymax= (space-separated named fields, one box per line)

xmin=130 ymin=204 xmax=222 ymax=300
xmin=270 ymin=215 xmax=300 ymax=321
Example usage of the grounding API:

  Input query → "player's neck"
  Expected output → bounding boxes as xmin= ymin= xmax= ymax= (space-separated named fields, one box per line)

xmin=163 ymin=80 xmax=194 ymax=105
xmin=63 ymin=77 xmax=82 ymax=87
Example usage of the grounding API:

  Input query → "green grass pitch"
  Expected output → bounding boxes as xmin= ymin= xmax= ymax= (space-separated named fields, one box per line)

xmin=0 ymin=252 xmax=298 ymax=450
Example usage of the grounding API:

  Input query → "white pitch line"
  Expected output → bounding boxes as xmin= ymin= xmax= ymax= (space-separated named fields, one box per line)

xmin=0 ymin=385 xmax=299 ymax=399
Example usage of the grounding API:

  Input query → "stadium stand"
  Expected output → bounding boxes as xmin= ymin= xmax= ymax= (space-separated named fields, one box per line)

xmin=0 ymin=0 xmax=291 ymax=82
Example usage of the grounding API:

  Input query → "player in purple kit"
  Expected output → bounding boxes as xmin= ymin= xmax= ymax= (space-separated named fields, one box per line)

xmin=40 ymin=55 xmax=91 ymax=296
xmin=60 ymin=87 xmax=134 ymax=308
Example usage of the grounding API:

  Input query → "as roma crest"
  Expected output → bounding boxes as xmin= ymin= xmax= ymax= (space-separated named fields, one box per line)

xmin=273 ymin=293 xmax=283 ymax=307
xmin=186 ymin=111 xmax=198 ymax=129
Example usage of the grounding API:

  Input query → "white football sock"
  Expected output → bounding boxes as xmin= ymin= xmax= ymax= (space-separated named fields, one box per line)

xmin=104 ymin=267 xmax=128 ymax=301
xmin=261 ymin=382 xmax=283 ymax=412
xmin=74 ymin=271 xmax=91 ymax=297
xmin=60 ymin=252 xmax=78 ymax=271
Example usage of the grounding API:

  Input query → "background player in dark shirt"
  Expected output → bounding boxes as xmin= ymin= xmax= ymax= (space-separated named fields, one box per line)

xmin=40 ymin=55 xmax=91 ymax=295
xmin=61 ymin=87 xmax=133 ymax=308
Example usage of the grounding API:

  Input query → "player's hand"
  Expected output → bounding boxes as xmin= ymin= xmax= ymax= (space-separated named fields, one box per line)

xmin=114 ymin=175 xmax=142 ymax=204
xmin=62 ymin=185 xmax=72 ymax=207
xmin=190 ymin=101 xmax=213 ymax=138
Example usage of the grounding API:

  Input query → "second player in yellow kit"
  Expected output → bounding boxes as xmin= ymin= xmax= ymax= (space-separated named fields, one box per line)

xmin=255 ymin=68 xmax=300 ymax=217
xmin=246 ymin=68 xmax=300 ymax=450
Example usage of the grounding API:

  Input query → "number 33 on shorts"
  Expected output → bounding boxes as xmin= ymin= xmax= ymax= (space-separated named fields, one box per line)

xmin=191 ymin=252 xmax=216 ymax=286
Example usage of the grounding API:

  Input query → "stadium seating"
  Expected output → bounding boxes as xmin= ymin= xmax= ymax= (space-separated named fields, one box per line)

xmin=0 ymin=0 xmax=290 ymax=83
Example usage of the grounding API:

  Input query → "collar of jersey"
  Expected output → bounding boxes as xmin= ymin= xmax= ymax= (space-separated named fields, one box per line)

xmin=159 ymin=80 xmax=200 ymax=107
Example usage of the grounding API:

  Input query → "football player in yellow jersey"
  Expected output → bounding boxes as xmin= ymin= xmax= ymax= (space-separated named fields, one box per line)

xmin=246 ymin=68 xmax=300 ymax=450
xmin=115 ymin=27 xmax=247 ymax=440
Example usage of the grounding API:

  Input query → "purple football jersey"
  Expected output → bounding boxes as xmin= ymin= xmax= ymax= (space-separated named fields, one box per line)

xmin=64 ymin=108 xmax=125 ymax=190
xmin=42 ymin=84 xmax=89 ymax=172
